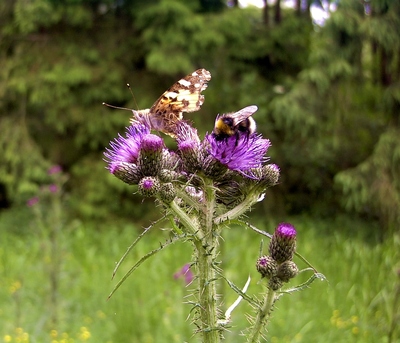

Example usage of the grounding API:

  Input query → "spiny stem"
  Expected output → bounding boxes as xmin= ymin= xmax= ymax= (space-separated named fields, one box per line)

xmin=249 ymin=287 xmax=276 ymax=343
xmin=196 ymin=177 xmax=220 ymax=343
xmin=214 ymin=193 xmax=260 ymax=225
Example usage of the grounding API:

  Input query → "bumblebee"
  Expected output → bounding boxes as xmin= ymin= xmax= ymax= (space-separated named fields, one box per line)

xmin=212 ymin=105 xmax=258 ymax=141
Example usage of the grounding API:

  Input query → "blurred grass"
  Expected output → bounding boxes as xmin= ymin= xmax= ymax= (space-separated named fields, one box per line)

xmin=0 ymin=209 xmax=399 ymax=343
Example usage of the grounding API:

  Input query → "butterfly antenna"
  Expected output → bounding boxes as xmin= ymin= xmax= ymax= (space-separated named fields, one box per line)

xmin=127 ymin=83 xmax=139 ymax=110
xmin=102 ymin=102 xmax=132 ymax=111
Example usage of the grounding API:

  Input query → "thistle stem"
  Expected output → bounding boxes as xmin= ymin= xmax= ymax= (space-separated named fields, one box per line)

xmin=214 ymin=193 xmax=260 ymax=225
xmin=249 ymin=287 xmax=276 ymax=343
xmin=169 ymin=200 xmax=203 ymax=239
xmin=195 ymin=177 xmax=220 ymax=343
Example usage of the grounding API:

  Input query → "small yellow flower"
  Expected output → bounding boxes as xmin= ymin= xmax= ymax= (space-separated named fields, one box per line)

xmin=14 ymin=328 xmax=23 ymax=335
xmin=50 ymin=330 xmax=58 ymax=339
xmin=3 ymin=335 xmax=12 ymax=342
xmin=351 ymin=315 xmax=359 ymax=324
xmin=352 ymin=326 xmax=359 ymax=335
xmin=78 ymin=327 xmax=91 ymax=341
xmin=61 ymin=333 xmax=69 ymax=339
xmin=96 ymin=310 xmax=106 ymax=319
xmin=9 ymin=281 xmax=22 ymax=294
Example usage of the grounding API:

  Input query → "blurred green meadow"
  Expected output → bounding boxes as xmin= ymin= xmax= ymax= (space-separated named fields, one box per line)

xmin=1 ymin=209 xmax=399 ymax=343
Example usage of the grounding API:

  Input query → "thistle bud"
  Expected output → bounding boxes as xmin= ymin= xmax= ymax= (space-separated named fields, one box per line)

xmin=261 ymin=164 xmax=280 ymax=187
xmin=161 ymin=150 xmax=181 ymax=170
xmin=138 ymin=177 xmax=160 ymax=197
xmin=112 ymin=162 xmax=142 ymax=185
xmin=159 ymin=169 xmax=182 ymax=183
xmin=256 ymin=255 xmax=278 ymax=279
xmin=178 ymin=139 xmax=203 ymax=173
xmin=269 ymin=223 xmax=297 ymax=263
xmin=268 ymin=276 xmax=283 ymax=291
xmin=202 ymin=155 xmax=228 ymax=179
xmin=137 ymin=134 xmax=165 ymax=176
xmin=277 ymin=261 xmax=299 ymax=282
xmin=159 ymin=182 xmax=176 ymax=203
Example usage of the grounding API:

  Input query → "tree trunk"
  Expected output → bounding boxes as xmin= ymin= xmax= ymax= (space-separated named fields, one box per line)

xmin=295 ymin=0 xmax=302 ymax=16
xmin=380 ymin=46 xmax=391 ymax=86
xmin=263 ymin=0 xmax=269 ymax=26
xmin=274 ymin=0 xmax=281 ymax=24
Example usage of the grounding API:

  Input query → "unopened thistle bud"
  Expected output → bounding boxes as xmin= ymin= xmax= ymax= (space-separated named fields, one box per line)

xmin=268 ymin=276 xmax=283 ymax=291
xmin=178 ymin=139 xmax=203 ymax=173
xmin=261 ymin=164 xmax=280 ymax=187
xmin=138 ymin=177 xmax=160 ymax=197
xmin=137 ymin=134 xmax=165 ymax=176
xmin=256 ymin=255 xmax=278 ymax=279
xmin=202 ymin=155 xmax=228 ymax=179
xmin=269 ymin=223 xmax=297 ymax=263
xmin=277 ymin=261 xmax=299 ymax=282
xmin=159 ymin=182 xmax=176 ymax=203
xmin=161 ymin=150 xmax=181 ymax=170
xmin=159 ymin=169 xmax=182 ymax=183
xmin=112 ymin=162 xmax=142 ymax=185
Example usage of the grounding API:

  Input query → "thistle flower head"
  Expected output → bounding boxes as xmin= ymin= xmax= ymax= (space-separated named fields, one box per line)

xmin=269 ymin=222 xmax=297 ymax=263
xmin=48 ymin=165 xmax=62 ymax=175
xmin=138 ymin=134 xmax=166 ymax=176
xmin=205 ymin=133 xmax=270 ymax=178
xmin=104 ymin=123 xmax=150 ymax=174
xmin=178 ymin=139 xmax=203 ymax=173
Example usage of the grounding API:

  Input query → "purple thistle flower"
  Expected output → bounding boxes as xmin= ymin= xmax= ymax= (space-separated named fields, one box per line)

xmin=104 ymin=123 xmax=150 ymax=174
xmin=269 ymin=222 xmax=297 ymax=263
xmin=27 ymin=197 xmax=39 ymax=207
xmin=48 ymin=184 xmax=58 ymax=193
xmin=205 ymin=133 xmax=271 ymax=177
xmin=48 ymin=165 xmax=62 ymax=175
xmin=174 ymin=263 xmax=194 ymax=285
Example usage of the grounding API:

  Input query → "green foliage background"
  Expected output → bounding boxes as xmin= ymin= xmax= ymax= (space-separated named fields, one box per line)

xmin=1 ymin=0 xmax=399 ymax=231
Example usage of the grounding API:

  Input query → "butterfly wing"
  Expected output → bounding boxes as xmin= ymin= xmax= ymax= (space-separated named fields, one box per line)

xmin=148 ymin=69 xmax=211 ymax=135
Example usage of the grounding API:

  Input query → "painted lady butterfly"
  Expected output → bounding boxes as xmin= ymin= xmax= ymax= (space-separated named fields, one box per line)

xmin=131 ymin=69 xmax=211 ymax=137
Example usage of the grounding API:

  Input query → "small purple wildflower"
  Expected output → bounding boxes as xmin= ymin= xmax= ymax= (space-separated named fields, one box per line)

xmin=174 ymin=263 xmax=194 ymax=285
xmin=104 ymin=123 xmax=150 ymax=174
xmin=48 ymin=165 xmax=62 ymax=175
xmin=27 ymin=197 xmax=39 ymax=207
xmin=48 ymin=184 xmax=58 ymax=193
xmin=206 ymin=133 xmax=271 ymax=177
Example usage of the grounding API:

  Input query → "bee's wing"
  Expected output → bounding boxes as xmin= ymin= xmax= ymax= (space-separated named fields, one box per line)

xmin=231 ymin=105 xmax=258 ymax=126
